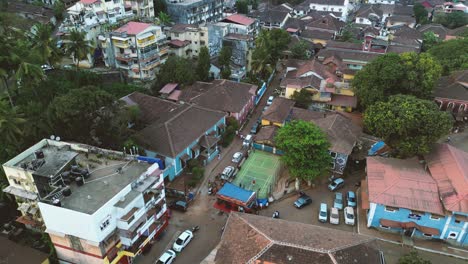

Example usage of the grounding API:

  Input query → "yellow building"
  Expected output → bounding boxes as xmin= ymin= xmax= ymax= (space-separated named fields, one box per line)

xmin=261 ymin=98 xmax=296 ymax=127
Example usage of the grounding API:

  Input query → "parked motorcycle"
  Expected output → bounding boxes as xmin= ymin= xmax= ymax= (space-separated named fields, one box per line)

xmin=192 ymin=226 xmax=200 ymax=232
xmin=272 ymin=211 xmax=280 ymax=219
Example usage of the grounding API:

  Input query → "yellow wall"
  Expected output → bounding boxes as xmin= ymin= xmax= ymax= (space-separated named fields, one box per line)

xmin=335 ymin=89 xmax=354 ymax=96
xmin=261 ymin=119 xmax=283 ymax=127
xmin=343 ymin=73 xmax=354 ymax=80
xmin=285 ymin=86 xmax=299 ymax=99
xmin=313 ymin=38 xmax=328 ymax=46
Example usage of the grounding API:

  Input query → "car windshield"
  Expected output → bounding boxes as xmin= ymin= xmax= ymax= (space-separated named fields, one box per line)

xmin=349 ymin=196 xmax=356 ymax=202
xmin=320 ymin=211 xmax=326 ymax=217
xmin=336 ymin=198 xmax=342 ymax=203
xmin=346 ymin=213 xmax=354 ymax=219
xmin=176 ymin=238 xmax=183 ymax=245
xmin=332 ymin=213 xmax=338 ymax=218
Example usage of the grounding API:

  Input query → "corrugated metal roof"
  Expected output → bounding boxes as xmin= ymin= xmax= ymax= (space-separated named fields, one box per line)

xmin=425 ymin=144 xmax=468 ymax=213
xmin=366 ymin=157 xmax=445 ymax=215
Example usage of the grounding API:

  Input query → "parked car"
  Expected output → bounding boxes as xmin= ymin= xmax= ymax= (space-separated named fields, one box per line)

xmin=232 ymin=152 xmax=243 ymax=163
xmin=173 ymin=230 xmax=194 ymax=252
xmin=344 ymin=207 xmax=355 ymax=226
xmin=328 ymin=178 xmax=345 ymax=191
xmin=330 ymin=207 xmax=340 ymax=225
xmin=318 ymin=203 xmax=328 ymax=223
xmin=293 ymin=194 xmax=312 ymax=209
xmin=221 ymin=166 xmax=236 ymax=180
xmin=250 ymin=121 xmax=260 ymax=134
xmin=267 ymin=96 xmax=274 ymax=106
xmin=156 ymin=249 xmax=176 ymax=264
xmin=41 ymin=64 xmax=54 ymax=71
xmin=334 ymin=192 xmax=343 ymax=210
xmin=346 ymin=191 xmax=357 ymax=208
xmin=243 ymin=134 xmax=253 ymax=147
xmin=169 ymin=200 xmax=187 ymax=212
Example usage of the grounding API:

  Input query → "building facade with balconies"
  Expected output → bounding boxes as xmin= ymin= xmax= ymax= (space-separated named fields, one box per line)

xmin=166 ymin=0 xmax=223 ymax=24
xmin=167 ymin=24 xmax=208 ymax=59
xmin=3 ymin=139 xmax=170 ymax=264
xmin=100 ymin=22 xmax=168 ymax=81
xmin=125 ymin=0 xmax=155 ymax=17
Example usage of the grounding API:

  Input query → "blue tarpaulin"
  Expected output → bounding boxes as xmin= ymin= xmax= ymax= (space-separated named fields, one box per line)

xmin=368 ymin=141 xmax=385 ymax=156
xmin=217 ymin=183 xmax=255 ymax=203
xmin=137 ymin=156 xmax=165 ymax=169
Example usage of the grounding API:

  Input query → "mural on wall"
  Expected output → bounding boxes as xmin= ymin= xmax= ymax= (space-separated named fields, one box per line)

xmin=208 ymin=24 xmax=225 ymax=57
xmin=223 ymin=39 xmax=247 ymax=67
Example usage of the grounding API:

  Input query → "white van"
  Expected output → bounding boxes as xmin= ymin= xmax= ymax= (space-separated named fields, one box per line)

xmin=243 ymin=134 xmax=253 ymax=147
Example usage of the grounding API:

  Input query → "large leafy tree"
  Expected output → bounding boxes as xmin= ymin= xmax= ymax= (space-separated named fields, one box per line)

xmin=196 ymin=46 xmax=210 ymax=81
xmin=364 ymin=95 xmax=453 ymax=158
xmin=276 ymin=120 xmax=331 ymax=182
xmin=53 ymin=0 xmax=65 ymax=20
xmin=251 ymin=29 xmax=290 ymax=79
xmin=413 ymin=3 xmax=428 ymax=24
xmin=421 ymin=31 xmax=440 ymax=52
xmin=291 ymin=89 xmax=312 ymax=109
xmin=65 ymin=29 xmax=93 ymax=69
xmin=398 ymin=251 xmax=431 ymax=264
xmin=291 ymin=40 xmax=311 ymax=60
xmin=235 ymin=0 xmax=248 ymax=14
xmin=353 ymin=52 xmax=441 ymax=109
xmin=219 ymin=46 xmax=232 ymax=79
xmin=434 ymin=12 xmax=468 ymax=29
xmin=428 ymin=38 xmax=468 ymax=75
xmin=154 ymin=56 xmax=195 ymax=90
xmin=0 ymin=100 xmax=26 ymax=148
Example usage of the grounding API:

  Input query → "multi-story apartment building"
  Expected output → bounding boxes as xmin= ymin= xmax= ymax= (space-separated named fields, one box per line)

xmin=168 ymin=24 xmax=208 ymax=59
xmin=166 ymin=0 xmax=223 ymax=24
xmin=125 ymin=0 xmax=155 ymax=17
xmin=2 ymin=139 xmax=169 ymax=264
xmin=100 ymin=22 xmax=169 ymax=81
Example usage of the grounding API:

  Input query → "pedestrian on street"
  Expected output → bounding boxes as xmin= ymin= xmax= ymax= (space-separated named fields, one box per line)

xmin=218 ymin=153 xmax=221 ymax=160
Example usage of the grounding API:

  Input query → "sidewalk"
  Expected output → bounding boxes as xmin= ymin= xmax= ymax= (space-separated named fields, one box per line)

xmin=356 ymin=188 xmax=468 ymax=260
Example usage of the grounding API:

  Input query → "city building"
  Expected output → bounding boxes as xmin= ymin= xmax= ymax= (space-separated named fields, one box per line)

xmin=165 ymin=0 xmax=223 ymax=24
xmin=167 ymin=24 xmax=208 ymax=59
xmin=307 ymin=0 xmax=354 ymax=21
xmin=210 ymin=212 xmax=384 ymax=264
xmin=434 ymin=70 xmax=468 ymax=122
xmin=363 ymin=144 xmax=468 ymax=246
xmin=127 ymin=0 xmax=155 ymax=17
xmin=2 ymin=139 xmax=169 ymax=263
xmin=100 ymin=22 xmax=169 ymax=81
xmin=121 ymin=92 xmax=226 ymax=180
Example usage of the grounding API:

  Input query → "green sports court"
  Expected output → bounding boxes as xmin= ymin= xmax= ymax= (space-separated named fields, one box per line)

xmin=233 ymin=151 xmax=281 ymax=199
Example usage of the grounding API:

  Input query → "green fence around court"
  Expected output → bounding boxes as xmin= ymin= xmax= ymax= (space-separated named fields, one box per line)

xmin=233 ymin=151 xmax=281 ymax=199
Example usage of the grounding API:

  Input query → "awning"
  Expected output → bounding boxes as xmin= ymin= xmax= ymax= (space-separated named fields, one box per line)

xmin=361 ymin=179 xmax=370 ymax=210
xmin=180 ymin=153 xmax=190 ymax=162
xmin=213 ymin=201 xmax=233 ymax=213
xmin=200 ymin=135 xmax=220 ymax=148
xmin=167 ymin=90 xmax=182 ymax=101
xmin=3 ymin=186 xmax=37 ymax=200
xmin=191 ymin=144 xmax=200 ymax=153
xmin=379 ymin=219 xmax=440 ymax=236
xmin=159 ymin=83 xmax=178 ymax=94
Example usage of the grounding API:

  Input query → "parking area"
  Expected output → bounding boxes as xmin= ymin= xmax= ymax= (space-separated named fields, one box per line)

xmin=258 ymin=170 xmax=364 ymax=231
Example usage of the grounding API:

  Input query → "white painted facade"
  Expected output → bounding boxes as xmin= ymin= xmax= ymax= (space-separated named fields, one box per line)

xmin=368 ymin=0 xmax=395 ymax=4
xmin=308 ymin=0 xmax=354 ymax=21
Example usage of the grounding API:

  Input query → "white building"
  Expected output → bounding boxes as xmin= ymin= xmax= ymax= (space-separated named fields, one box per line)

xmin=308 ymin=0 xmax=354 ymax=21
xmin=368 ymin=0 xmax=395 ymax=4
xmin=100 ymin=22 xmax=169 ymax=81
xmin=2 ymin=139 xmax=169 ymax=264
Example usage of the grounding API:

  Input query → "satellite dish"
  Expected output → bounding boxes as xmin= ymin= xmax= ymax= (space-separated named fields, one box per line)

xmin=50 ymin=135 xmax=56 ymax=140
xmin=56 ymin=137 xmax=61 ymax=141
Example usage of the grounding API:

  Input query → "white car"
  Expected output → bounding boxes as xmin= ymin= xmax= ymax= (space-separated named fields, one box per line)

xmin=232 ymin=152 xmax=243 ymax=163
xmin=173 ymin=230 xmax=193 ymax=252
xmin=318 ymin=203 xmax=327 ymax=223
xmin=156 ymin=249 xmax=176 ymax=264
xmin=243 ymin=134 xmax=253 ymax=147
xmin=267 ymin=96 xmax=274 ymax=106
xmin=221 ymin=166 xmax=236 ymax=180
xmin=330 ymin=207 xmax=339 ymax=225
xmin=344 ymin=206 xmax=355 ymax=226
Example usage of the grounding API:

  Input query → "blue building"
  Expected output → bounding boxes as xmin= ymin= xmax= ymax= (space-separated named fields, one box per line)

xmin=363 ymin=144 xmax=468 ymax=247
xmin=122 ymin=92 xmax=226 ymax=180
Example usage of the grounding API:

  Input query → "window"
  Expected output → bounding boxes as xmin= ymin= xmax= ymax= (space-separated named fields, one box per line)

xmin=448 ymin=232 xmax=458 ymax=239
xmin=385 ymin=206 xmax=399 ymax=212
xmin=119 ymin=48 xmax=124 ymax=54
xmin=201 ymin=40 xmax=206 ymax=45
xmin=194 ymin=41 xmax=198 ymax=44
xmin=201 ymin=32 xmax=204 ymax=36
xmin=331 ymin=7 xmax=334 ymax=11
xmin=380 ymin=225 xmax=390 ymax=229
xmin=330 ymin=152 xmax=337 ymax=159
xmin=423 ymin=233 xmax=433 ymax=237
xmin=454 ymin=219 xmax=461 ymax=224
xmin=174 ymin=33 xmax=179 ymax=37
xmin=359 ymin=18 xmax=364 ymax=22
xmin=430 ymin=214 xmax=441 ymax=220
xmin=339 ymin=8 xmax=342 ymax=11
xmin=100 ymin=216 xmax=111 ymax=231
xmin=312 ymin=6 xmax=316 ymax=9
xmin=12 ymin=178 xmax=21 ymax=185
xmin=323 ymin=7 xmax=326 ymax=10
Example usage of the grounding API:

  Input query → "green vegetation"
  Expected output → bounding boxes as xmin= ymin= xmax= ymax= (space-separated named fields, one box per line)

xmin=235 ymin=0 xmax=249 ymax=14
xmin=428 ymin=38 xmax=468 ymax=75
xmin=251 ymin=29 xmax=290 ymax=80
xmin=413 ymin=3 xmax=428 ymax=25
xmin=291 ymin=40 xmax=312 ymax=60
xmin=53 ymin=0 xmax=65 ymax=20
xmin=398 ymin=251 xmax=432 ymax=264
xmin=219 ymin=46 xmax=232 ymax=79
xmin=196 ymin=46 xmax=211 ymax=81
xmin=276 ymin=120 xmax=331 ymax=182
xmin=291 ymin=89 xmax=312 ymax=109
xmin=364 ymin=95 xmax=453 ymax=158
xmin=353 ymin=52 xmax=441 ymax=109
xmin=65 ymin=29 xmax=93 ymax=69
xmin=153 ymin=56 xmax=195 ymax=90
xmin=421 ymin=31 xmax=440 ymax=52
xmin=221 ymin=117 xmax=239 ymax=148
xmin=433 ymin=12 xmax=468 ymax=29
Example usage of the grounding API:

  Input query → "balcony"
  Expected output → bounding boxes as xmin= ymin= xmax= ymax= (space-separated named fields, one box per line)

xmin=115 ymin=53 xmax=133 ymax=62
xmin=113 ymin=40 xmax=130 ymax=48
xmin=139 ymin=49 xmax=159 ymax=60
xmin=159 ymin=47 xmax=169 ymax=56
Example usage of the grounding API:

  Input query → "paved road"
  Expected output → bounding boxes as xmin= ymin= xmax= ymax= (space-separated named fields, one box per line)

xmin=136 ymin=73 xmax=282 ymax=264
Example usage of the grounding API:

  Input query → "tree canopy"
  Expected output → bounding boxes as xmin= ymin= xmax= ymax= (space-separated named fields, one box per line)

xmin=428 ymin=37 xmax=468 ymax=75
xmin=364 ymin=95 xmax=453 ymax=158
xmin=413 ymin=3 xmax=428 ymax=24
xmin=421 ymin=31 xmax=440 ymax=52
xmin=352 ymin=52 xmax=441 ymax=109
xmin=276 ymin=120 xmax=331 ymax=182
xmin=251 ymin=29 xmax=290 ymax=79
xmin=398 ymin=251 xmax=431 ymax=264
xmin=154 ymin=55 xmax=195 ymax=89
xmin=291 ymin=40 xmax=311 ymax=60
xmin=433 ymin=12 xmax=468 ymax=29
xmin=291 ymin=89 xmax=312 ymax=109
xmin=235 ymin=0 xmax=249 ymax=14
xmin=196 ymin=46 xmax=210 ymax=81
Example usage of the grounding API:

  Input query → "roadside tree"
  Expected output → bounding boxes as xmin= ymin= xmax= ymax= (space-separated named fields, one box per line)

xmin=398 ymin=251 xmax=431 ymax=264
xmin=276 ymin=120 xmax=331 ymax=183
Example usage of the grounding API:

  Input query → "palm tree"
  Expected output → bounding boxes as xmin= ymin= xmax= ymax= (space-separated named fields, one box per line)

xmin=28 ymin=23 xmax=62 ymax=66
xmin=0 ymin=35 xmax=21 ymax=107
xmin=158 ymin=11 xmax=172 ymax=26
xmin=0 ymin=100 xmax=26 ymax=144
xmin=15 ymin=61 xmax=45 ymax=97
xmin=65 ymin=29 xmax=93 ymax=69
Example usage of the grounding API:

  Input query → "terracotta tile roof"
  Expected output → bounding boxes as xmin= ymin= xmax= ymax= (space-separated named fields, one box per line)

xmin=159 ymin=83 xmax=178 ymax=94
xmin=254 ymin=125 xmax=278 ymax=144
xmin=301 ymin=29 xmax=335 ymax=40
xmin=262 ymin=97 xmax=296 ymax=124
xmin=215 ymin=212 xmax=381 ymax=264
xmin=356 ymin=4 xmax=383 ymax=18
xmin=285 ymin=59 xmax=338 ymax=81
xmin=115 ymin=22 xmax=152 ymax=35
xmin=418 ymin=24 xmax=449 ymax=40
xmin=329 ymin=94 xmax=357 ymax=108
xmin=366 ymin=156 xmax=445 ymax=215
xmin=80 ymin=0 xmax=98 ymax=4
xmin=223 ymin=14 xmax=255 ymax=26
xmin=434 ymin=70 xmax=468 ymax=102
xmin=311 ymin=113 xmax=362 ymax=155
xmin=183 ymin=80 xmax=256 ymax=113
xmin=425 ymin=144 xmax=468 ymax=213
xmin=121 ymin=92 xmax=181 ymax=124
xmin=305 ymin=14 xmax=345 ymax=32
xmin=168 ymin=39 xmax=190 ymax=48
